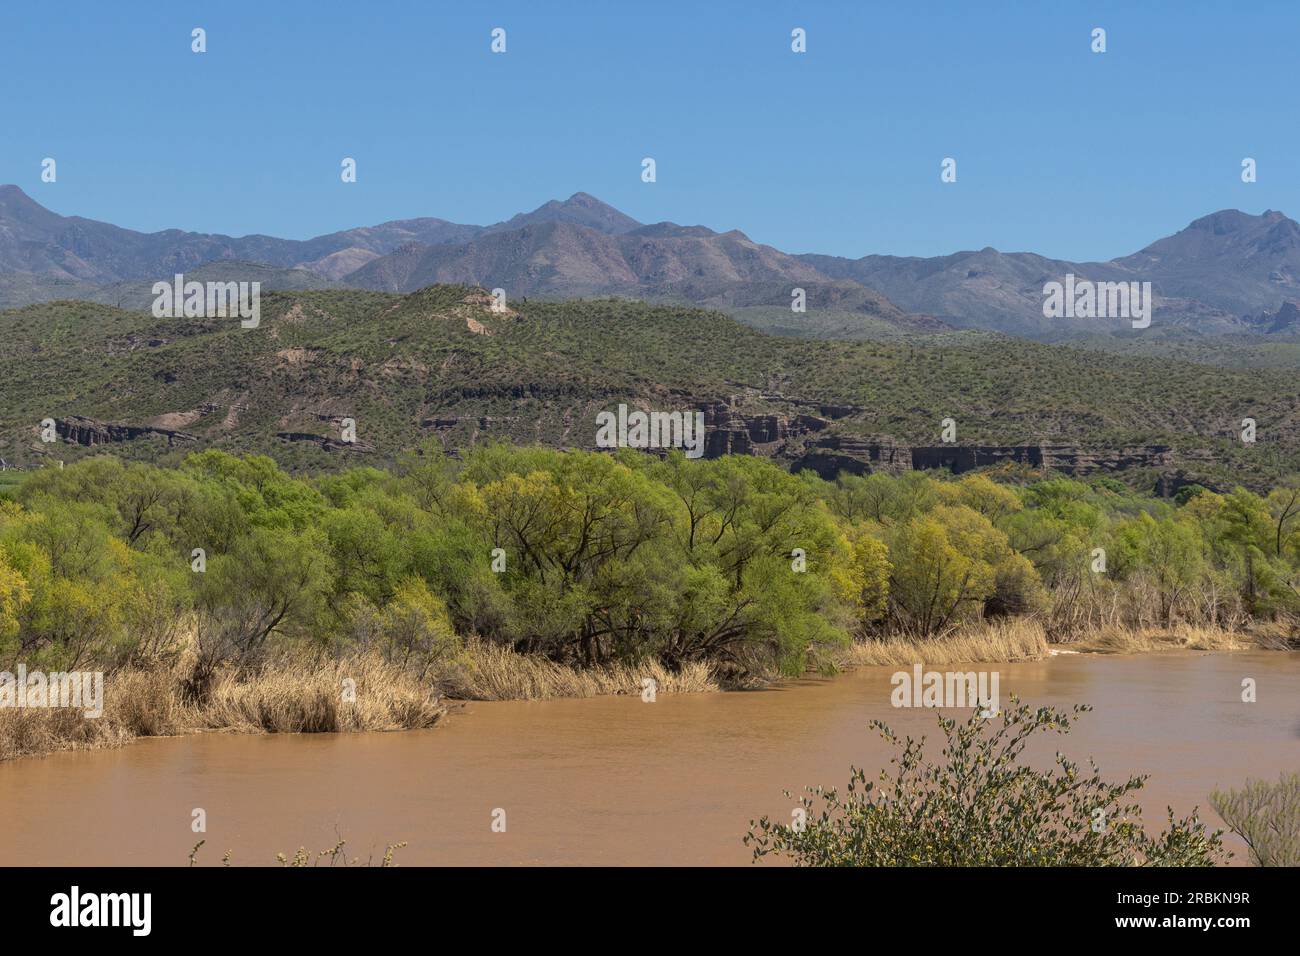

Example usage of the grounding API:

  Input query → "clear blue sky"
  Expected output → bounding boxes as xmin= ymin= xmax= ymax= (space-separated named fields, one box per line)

xmin=2 ymin=0 xmax=1295 ymax=261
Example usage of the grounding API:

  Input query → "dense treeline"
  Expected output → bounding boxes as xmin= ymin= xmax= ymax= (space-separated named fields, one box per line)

xmin=1 ymin=445 xmax=1297 ymax=691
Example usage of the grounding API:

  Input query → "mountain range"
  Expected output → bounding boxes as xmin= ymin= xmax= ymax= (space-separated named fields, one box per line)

xmin=3 ymin=184 xmax=1299 ymax=340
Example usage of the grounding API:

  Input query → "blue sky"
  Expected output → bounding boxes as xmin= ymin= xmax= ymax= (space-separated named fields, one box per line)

xmin=1 ymin=0 xmax=1295 ymax=260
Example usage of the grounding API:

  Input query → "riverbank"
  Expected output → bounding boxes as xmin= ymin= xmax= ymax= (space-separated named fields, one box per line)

xmin=0 ymin=620 xmax=1288 ymax=763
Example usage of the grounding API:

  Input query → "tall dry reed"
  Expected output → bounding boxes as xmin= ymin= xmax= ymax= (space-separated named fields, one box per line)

xmin=0 ymin=649 xmax=446 ymax=762
xmin=842 ymin=618 xmax=1050 ymax=668
xmin=439 ymin=639 xmax=718 ymax=700
xmin=1 ymin=639 xmax=720 ymax=761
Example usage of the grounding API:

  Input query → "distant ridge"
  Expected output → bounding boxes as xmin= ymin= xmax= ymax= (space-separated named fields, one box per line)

xmin=3 ymin=184 xmax=1299 ymax=339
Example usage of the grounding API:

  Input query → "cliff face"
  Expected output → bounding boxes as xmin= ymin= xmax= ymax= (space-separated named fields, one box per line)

xmin=905 ymin=444 xmax=1175 ymax=476
xmin=700 ymin=400 xmax=831 ymax=456
xmin=275 ymin=432 xmax=374 ymax=453
xmin=781 ymin=437 xmax=1173 ymax=482
xmin=54 ymin=416 xmax=197 ymax=447
xmin=687 ymin=400 xmax=1180 ymax=490
xmin=40 ymin=404 xmax=1191 ymax=495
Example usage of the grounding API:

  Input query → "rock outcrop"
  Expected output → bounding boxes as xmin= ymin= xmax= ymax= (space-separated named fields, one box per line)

xmin=1249 ymin=300 xmax=1300 ymax=334
xmin=783 ymin=437 xmax=1173 ymax=482
xmin=700 ymin=401 xmax=831 ymax=457
xmin=275 ymin=432 xmax=373 ymax=453
xmin=54 ymin=416 xmax=198 ymax=447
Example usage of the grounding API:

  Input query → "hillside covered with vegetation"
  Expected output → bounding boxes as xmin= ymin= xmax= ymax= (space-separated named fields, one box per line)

xmin=1 ymin=287 xmax=1298 ymax=491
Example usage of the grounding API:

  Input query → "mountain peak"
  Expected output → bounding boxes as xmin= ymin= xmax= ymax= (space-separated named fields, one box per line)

xmin=1186 ymin=209 xmax=1266 ymax=233
xmin=0 ymin=183 xmax=65 ymax=229
xmin=1176 ymin=208 xmax=1298 ymax=238
xmin=1126 ymin=208 xmax=1300 ymax=261
xmin=489 ymin=193 xmax=641 ymax=236
xmin=0 ymin=183 xmax=42 ymax=208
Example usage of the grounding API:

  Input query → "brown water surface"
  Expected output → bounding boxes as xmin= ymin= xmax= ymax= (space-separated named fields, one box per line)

xmin=1 ymin=651 xmax=1297 ymax=865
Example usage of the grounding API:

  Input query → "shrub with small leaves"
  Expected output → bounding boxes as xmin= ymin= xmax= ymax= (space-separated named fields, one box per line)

xmin=1211 ymin=772 xmax=1300 ymax=866
xmin=745 ymin=698 xmax=1224 ymax=866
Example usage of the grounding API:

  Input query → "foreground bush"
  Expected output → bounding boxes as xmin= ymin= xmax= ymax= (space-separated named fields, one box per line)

xmin=188 ymin=838 xmax=406 ymax=868
xmin=1211 ymin=772 xmax=1300 ymax=866
xmin=744 ymin=699 xmax=1224 ymax=866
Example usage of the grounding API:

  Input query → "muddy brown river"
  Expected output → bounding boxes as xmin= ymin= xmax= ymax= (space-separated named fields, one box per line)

xmin=1 ymin=651 xmax=1297 ymax=866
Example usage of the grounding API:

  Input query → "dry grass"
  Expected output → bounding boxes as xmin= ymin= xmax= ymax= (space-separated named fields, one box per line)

xmin=838 ymin=618 xmax=1269 ymax=670
xmin=0 ymin=639 xmax=719 ymax=762
xmin=105 ymin=666 xmax=188 ymax=736
xmin=202 ymin=652 xmax=444 ymax=733
xmin=0 ymin=649 xmax=447 ymax=763
xmin=841 ymin=618 xmax=1050 ymax=669
xmin=440 ymin=639 xmax=718 ymax=700
xmin=1068 ymin=624 xmax=1255 ymax=654
xmin=0 ymin=665 xmax=183 ymax=760
xmin=1246 ymin=620 xmax=1300 ymax=651
xmin=0 ymin=705 xmax=135 ymax=762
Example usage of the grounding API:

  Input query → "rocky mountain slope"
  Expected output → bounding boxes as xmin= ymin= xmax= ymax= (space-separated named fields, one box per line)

xmin=800 ymin=209 xmax=1300 ymax=338
xmin=5 ymin=186 xmax=1299 ymax=341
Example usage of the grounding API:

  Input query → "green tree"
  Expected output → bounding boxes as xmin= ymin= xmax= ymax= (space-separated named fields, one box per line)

xmin=1115 ymin=512 xmax=1205 ymax=625
xmin=885 ymin=506 xmax=1014 ymax=634
xmin=190 ymin=526 xmax=333 ymax=694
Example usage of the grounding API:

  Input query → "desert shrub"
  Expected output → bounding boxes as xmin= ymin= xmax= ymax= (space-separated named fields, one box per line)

xmin=745 ymin=699 xmax=1223 ymax=866
xmin=1211 ymin=772 xmax=1300 ymax=866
